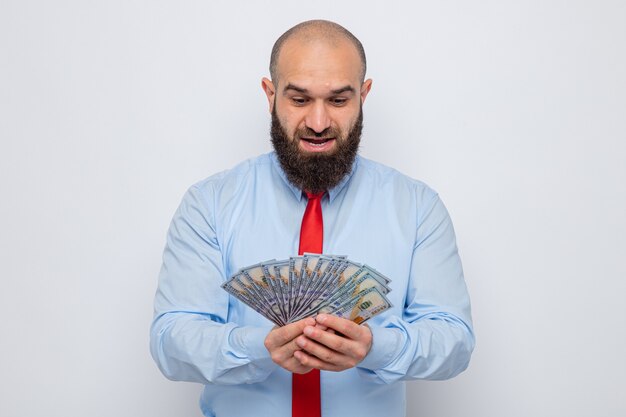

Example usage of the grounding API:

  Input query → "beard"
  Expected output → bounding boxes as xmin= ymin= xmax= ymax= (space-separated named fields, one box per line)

xmin=270 ymin=105 xmax=363 ymax=194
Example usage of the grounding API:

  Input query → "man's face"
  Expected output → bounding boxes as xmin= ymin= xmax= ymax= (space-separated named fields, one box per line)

xmin=270 ymin=100 xmax=363 ymax=193
xmin=262 ymin=37 xmax=372 ymax=192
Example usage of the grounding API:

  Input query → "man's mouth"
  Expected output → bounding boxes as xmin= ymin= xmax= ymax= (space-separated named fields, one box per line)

xmin=301 ymin=137 xmax=335 ymax=146
xmin=299 ymin=137 xmax=337 ymax=152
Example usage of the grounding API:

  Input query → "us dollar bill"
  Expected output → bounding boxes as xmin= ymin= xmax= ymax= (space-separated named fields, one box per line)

xmin=222 ymin=256 xmax=392 ymax=325
xmin=222 ymin=272 xmax=284 ymax=325
xmin=321 ymin=286 xmax=392 ymax=324
xmin=315 ymin=272 xmax=390 ymax=314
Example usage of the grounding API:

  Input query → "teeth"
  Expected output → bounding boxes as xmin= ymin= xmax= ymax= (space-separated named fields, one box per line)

xmin=301 ymin=138 xmax=333 ymax=149
xmin=303 ymin=138 xmax=331 ymax=143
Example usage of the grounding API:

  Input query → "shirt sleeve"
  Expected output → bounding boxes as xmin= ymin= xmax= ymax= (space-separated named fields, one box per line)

xmin=357 ymin=193 xmax=475 ymax=384
xmin=149 ymin=184 xmax=277 ymax=385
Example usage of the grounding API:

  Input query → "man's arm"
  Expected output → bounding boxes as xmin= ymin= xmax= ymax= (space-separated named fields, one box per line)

xmin=357 ymin=193 xmax=474 ymax=383
xmin=294 ymin=193 xmax=475 ymax=383
xmin=149 ymin=185 xmax=277 ymax=385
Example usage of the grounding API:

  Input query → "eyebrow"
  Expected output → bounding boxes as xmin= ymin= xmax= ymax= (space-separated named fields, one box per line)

xmin=284 ymin=83 xmax=308 ymax=94
xmin=330 ymin=85 xmax=356 ymax=95
xmin=283 ymin=83 xmax=356 ymax=95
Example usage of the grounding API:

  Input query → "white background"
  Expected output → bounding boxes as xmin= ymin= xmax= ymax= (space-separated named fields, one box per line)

xmin=1 ymin=1 xmax=625 ymax=416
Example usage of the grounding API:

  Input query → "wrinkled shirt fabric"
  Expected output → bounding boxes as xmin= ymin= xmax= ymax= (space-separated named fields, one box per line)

xmin=150 ymin=152 xmax=475 ymax=417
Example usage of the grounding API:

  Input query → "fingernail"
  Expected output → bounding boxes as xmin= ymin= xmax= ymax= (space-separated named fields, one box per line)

xmin=303 ymin=326 xmax=314 ymax=336
xmin=296 ymin=336 xmax=306 ymax=347
xmin=316 ymin=314 xmax=326 ymax=323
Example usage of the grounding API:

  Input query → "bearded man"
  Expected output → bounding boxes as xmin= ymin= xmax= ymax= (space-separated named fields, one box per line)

xmin=150 ymin=20 xmax=474 ymax=417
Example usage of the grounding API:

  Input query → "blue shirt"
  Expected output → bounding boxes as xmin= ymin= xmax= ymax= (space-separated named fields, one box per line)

xmin=150 ymin=152 xmax=474 ymax=417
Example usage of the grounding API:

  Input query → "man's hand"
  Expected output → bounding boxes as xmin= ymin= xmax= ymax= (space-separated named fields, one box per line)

xmin=264 ymin=317 xmax=316 ymax=374
xmin=293 ymin=314 xmax=372 ymax=372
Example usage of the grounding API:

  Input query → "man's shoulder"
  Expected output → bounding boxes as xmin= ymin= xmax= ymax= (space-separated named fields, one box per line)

xmin=355 ymin=156 xmax=438 ymax=200
xmin=190 ymin=153 xmax=273 ymax=193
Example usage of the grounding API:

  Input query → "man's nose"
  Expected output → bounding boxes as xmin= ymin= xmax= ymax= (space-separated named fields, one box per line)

xmin=304 ymin=101 xmax=331 ymax=134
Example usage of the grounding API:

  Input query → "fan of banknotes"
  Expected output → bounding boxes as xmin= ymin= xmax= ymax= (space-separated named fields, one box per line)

xmin=221 ymin=254 xmax=392 ymax=326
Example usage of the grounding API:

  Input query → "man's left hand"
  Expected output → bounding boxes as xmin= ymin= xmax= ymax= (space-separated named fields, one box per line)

xmin=293 ymin=313 xmax=372 ymax=372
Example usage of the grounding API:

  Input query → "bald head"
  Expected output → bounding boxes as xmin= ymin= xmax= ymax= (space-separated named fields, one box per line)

xmin=269 ymin=20 xmax=367 ymax=85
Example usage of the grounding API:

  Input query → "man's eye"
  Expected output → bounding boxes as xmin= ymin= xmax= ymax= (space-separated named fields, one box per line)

xmin=330 ymin=98 xmax=348 ymax=106
xmin=292 ymin=97 xmax=307 ymax=105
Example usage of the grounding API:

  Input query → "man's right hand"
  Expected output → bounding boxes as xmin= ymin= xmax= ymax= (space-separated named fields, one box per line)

xmin=264 ymin=317 xmax=316 ymax=374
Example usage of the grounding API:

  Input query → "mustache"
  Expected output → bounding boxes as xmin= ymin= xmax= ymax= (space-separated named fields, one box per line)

xmin=270 ymin=106 xmax=362 ymax=193
xmin=296 ymin=126 xmax=340 ymax=139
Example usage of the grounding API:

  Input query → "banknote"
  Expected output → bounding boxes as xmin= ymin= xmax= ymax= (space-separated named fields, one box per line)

xmin=221 ymin=255 xmax=392 ymax=326
xmin=315 ymin=272 xmax=390 ymax=314
xmin=327 ymin=286 xmax=392 ymax=324
xmin=223 ymin=272 xmax=282 ymax=324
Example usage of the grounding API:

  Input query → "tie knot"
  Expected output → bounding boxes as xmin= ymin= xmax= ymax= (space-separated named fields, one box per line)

xmin=305 ymin=191 xmax=325 ymax=200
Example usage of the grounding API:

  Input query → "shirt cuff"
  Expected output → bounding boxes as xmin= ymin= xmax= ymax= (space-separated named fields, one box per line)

xmin=229 ymin=325 xmax=273 ymax=361
xmin=358 ymin=325 xmax=404 ymax=370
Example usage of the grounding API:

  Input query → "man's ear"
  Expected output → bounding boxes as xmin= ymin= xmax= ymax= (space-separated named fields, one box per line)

xmin=360 ymin=79 xmax=373 ymax=104
xmin=261 ymin=77 xmax=276 ymax=113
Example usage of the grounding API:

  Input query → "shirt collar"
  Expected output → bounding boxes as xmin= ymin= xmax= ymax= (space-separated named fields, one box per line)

xmin=269 ymin=151 xmax=359 ymax=204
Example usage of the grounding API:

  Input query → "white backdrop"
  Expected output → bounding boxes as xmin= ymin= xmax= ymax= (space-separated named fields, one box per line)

xmin=1 ymin=1 xmax=625 ymax=416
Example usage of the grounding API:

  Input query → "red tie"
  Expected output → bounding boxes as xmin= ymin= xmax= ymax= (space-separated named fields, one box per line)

xmin=292 ymin=191 xmax=324 ymax=417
